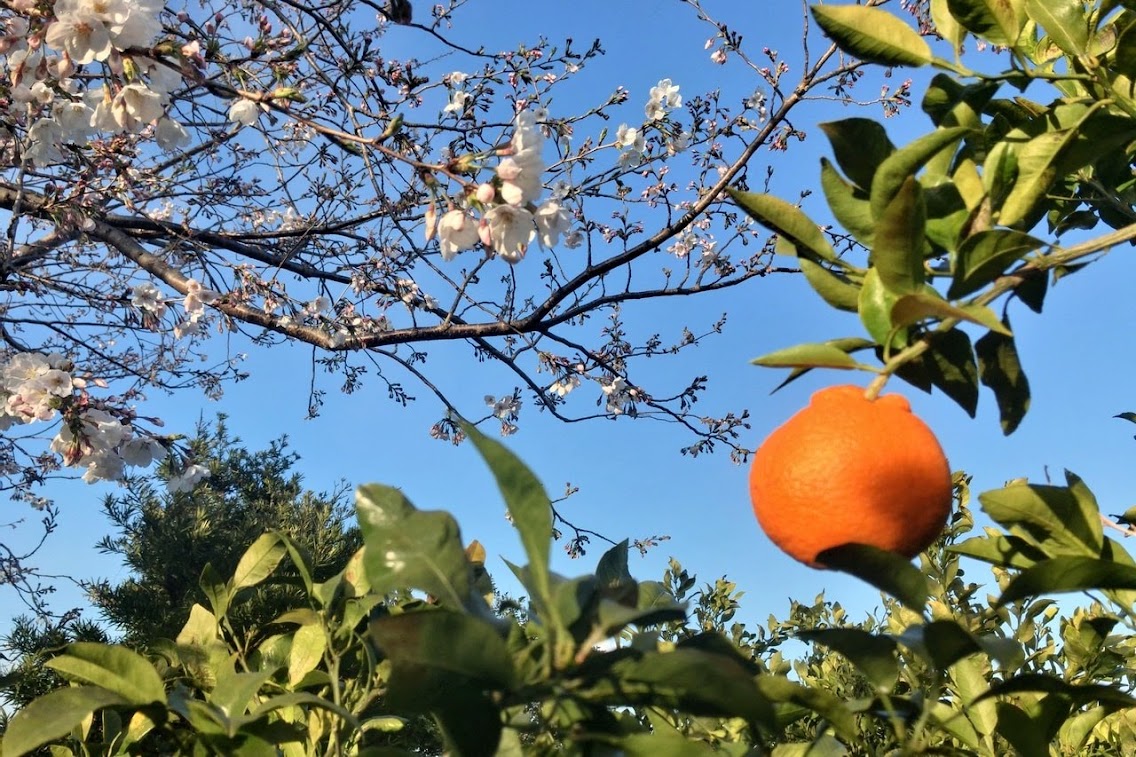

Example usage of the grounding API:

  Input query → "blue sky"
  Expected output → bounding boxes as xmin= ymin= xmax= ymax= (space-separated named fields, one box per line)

xmin=7 ymin=0 xmax=1136 ymax=638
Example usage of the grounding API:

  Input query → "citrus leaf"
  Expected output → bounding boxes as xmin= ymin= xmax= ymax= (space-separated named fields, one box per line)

xmin=797 ymin=628 xmax=899 ymax=690
xmin=931 ymin=0 xmax=966 ymax=55
xmin=819 ymin=120 xmax=896 ymax=191
xmin=821 ymin=158 xmax=876 ymax=246
xmin=947 ymin=0 xmax=1024 ymax=46
xmin=1025 ymin=0 xmax=1088 ymax=55
xmin=752 ymin=342 xmax=863 ymax=370
xmin=46 ymin=643 xmax=166 ymax=707
xmin=800 ymin=257 xmax=862 ymax=312
xmin=356 ymin=484 xmax=472 ymax=609
xmin=890 ymin=291 xmax=1009 ymax=335
xmin=998 ymin=129 xmax=1079 ymax=228
xmin=979 ymin=478 xmax=1104 ymax=558
xmin=810 ymin=4 xmax=932 ymax=66
xmin=461 ymin=422 xmax=554 ymax=616
xmin=817 ymin=543 xmax=929 ymax=612
xmin=976 ymin=322 xmax=1030 ymax=434
xmin=975 ymin=673 xmax=1136 ymax=708
xmin=2 ymin=686 xmax=129 ymax=757
xmin=1015 ymin=270 xmax=1047 ymax=312
xmin=870 ymin=127 xmax=970 ymax=220
xmin=948 ymin=229 xmax=1044 ymax=299
xmin=729 ymin=189 xmax=838 ymax=262
xmin=925 ymin=327 xmax=979 ymax=417
xmin=231 ymin=533 xmax=287 ymax=592
xmin=770 ymin=337 xmax=877 ymax=393
xmin=756 ymin=676 xmax=859 ymax=742
xmin=949 ymin=533 xmax=1047 ymax=569
xmin=859 ymin=269 xmax=905 ymax=348
xmin=871 ymin=176 xmax=926 ymax=295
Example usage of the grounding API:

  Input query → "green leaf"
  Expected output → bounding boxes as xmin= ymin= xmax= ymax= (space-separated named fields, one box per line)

xmin=210 ymin=668 xmax=275 ymax=718
xmin=952 ymin=653 xmax=997 ymax=737
xmin=949 ymin=229 xmax=1045 ymax=299
xmin=461 ymin=422 xmax=554 ymax=614
xmin=1025 ymin=0 xmax=1089 ymax=55
xmin=976 ymin=322 xmax=1031 ymax=434
xmin=770 ymin=337 xmax=877 ymax=393
xmin=797 ymin=628 xmax=899 ymax=690
xmin=199 ymin=563 xmax=230 ymax=620
xmin=998 ymin=129 xmax=1079 ymax=228
xmin=820 ymin=158 xmax=876 ymax=247
xmin=356 ymin=484 xmax=472 ymax=609
xmin=949 ymin=533 xmax=1047 ymax=569
xmin=891 ymin=290 xmax=1010 ymax=335
xmin=729 ymin=189 xmax=838 ymax=262
xmin=800 ymin=257 xmax=863 ymax=312
xmin=816 ymin=543 xmax=929 ymax=612
xmin=870 ymin=127 xmax=970 ymax=220
xmin=2 ymin=686 xmax=129 ymax=757
xmin=231 ymin=533 xmax=287 ymax=592
xmin=595 ymin=540 xmax=637 ymax=605
xmin=810 ymin=4 xmax=932 ymax=66
xmin=287 ymin=623 xmax=326 ymax=687
xmin=370 ymin=610 xmax=516 ymax=705
xmin=925 ymin=327 xmax=980 ymax=417
xmin=979 ymin=475 xmax=1104 ymax=558
xmin=819 ymin=120 xmax=896 ymax=191
xmin=871 ymin=177 xmax=926 ymax=295
xmin=752 ymin=342 xmax=865 ymax=370
xmin=858 ymin=269 xmax=905 ymax=349
xmin=931 ymin=0 xmax=966 ymax=55
xmin=756 ymin=676 xmax=858 ymax=742
xmin=1015 ymin=271 xmax=1047 ymax=313
xmin=899 ymin=619 xmax=983 ymax=670
xmin=1116 ymin=411 xmax=1136 ymax=425
xmin=46 ymin=643 xmax=166 ymax=706
xmin=975 ymin=673 xmax=1136 ymax=708
xmin=947 ymin=0 xmax=1024 ymax=46
xmin=596 ymin=599 xmax=686 ymax=637
xmin=1116 ymin=19 xmax=1136 ymax=77
xmin=608 ymin=647 xmax=775 ymax=729
xmin=995 ymin=701 xmax=1051 ymax=757
xmin=996 ymin=557 xmax=1136 ymax=605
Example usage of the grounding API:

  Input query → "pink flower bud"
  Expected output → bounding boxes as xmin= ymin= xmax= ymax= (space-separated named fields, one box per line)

xmin=423 ymin=203 xmax=437 ymax=242
xmin=476 ymin=183 xmax=495 ymax=204
xmin=478 ymin=219 xmax=493 ymax=247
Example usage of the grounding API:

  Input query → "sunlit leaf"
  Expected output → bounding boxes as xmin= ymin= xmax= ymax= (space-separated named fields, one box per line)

xmin=729 ymin=189 xmax=838 ymax=262
xmin=948 ymin=229 xmax=1044 ymax=300
xmin=871 ymin=176 xmax=926 ymax=295
xmin=947 ymin=0 xmax=1024 ymax=46
xmin=810 ymin=4 xmax=932 ymax=67
xmin=2 ymin=686 xmax=128 ymax=757
xmin=997 ymin=557 xmax=1136 ymax=605
xmin=47 ymin=643 xmax=166 ymax=707
xmin=231 ymin=533 xmax=287 ymax=592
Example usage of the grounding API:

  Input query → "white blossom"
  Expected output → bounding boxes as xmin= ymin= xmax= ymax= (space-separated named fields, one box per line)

xmin=483 ymin=205 xmax=535 ymax=264
xmin=229 ymin=99 xmax=260 ymax=127
xmin=131 ymin=281 xmax=167 ymax=317
xmin=534 ymin=200 xmax=572 ymax=249
xmin=437 ymin=209 xmax=480 ymax=261
xmin=168 ymin=463 xmax=210 ymax=493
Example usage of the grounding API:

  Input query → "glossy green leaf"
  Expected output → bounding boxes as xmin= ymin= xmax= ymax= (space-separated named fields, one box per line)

xmin=752 ymin=342 xmax=864 ymax=370
xmin=370 ymin=609 xmax=516 ymax=706
xmin=976 ymin=322 xmax=1031 ymax=434
xmin=729 ymin=189 xmax=838 ymax=262
xmin=949 ymin=229 xmax=1044 ymax=299
xmin=810 ymin=4 xmax=932 ymax=66
xmin=231 ymin=533 xmax=287 ymax=592
xmin=1057 ymin=706 xmax=1112 ymax=753
xmin=925 ymin=327 xmax=980 ymax=417
xmin=899 ymin=619 xmax=983 ymax=670
xmin=858 ymin=269 xmax=905 ymax=348
xmin=2 ymin=686 xmax=128 ymax=757
xmin=771 ymin=337 xmax=877 ymax=393
xmin=871 ymin=177 xmax=926 ymax=295
xmin=798 ymin=628 xmax=900 ymax=690
xmin=816 ymin=543 xmax=929 ymax=612
xmin=998 ymin=129 xmax=1079 ymax=228
xmin=756 ymin=675 xmax=858 ymax=742
xmin=953 ymin=653 xmax=998 ymax=737
xmin=1025 ymin=0 xmax=1089 ymax=55
xmin=46 ymin=643 xmax=166 ymax=706
xmin=819 ymin=120 xmax=896 ymax=191
xmin=979 ymin=476 xmax=1104 ymax=558
xmin=995 ymin=701 xmax=1051 ymax=756
xmin=947 ymin=0 xmax=1024 ymax=46
xmin=923 ymin=181 xmax=970 ymax=252
xmin=997 ymin=557 xmax=1136 ymax=605
xmin=462 ymin=422 xmax=554 ymax=613
xmin=356 ymin=484 xmax=472 ymax=609
xmin=870 ymin=127 xmax=970 ymax=220
xmin=596 ymin=598 xmax=686 ymax=637
xmin=210 ymin=668 xmax=275 ymax=718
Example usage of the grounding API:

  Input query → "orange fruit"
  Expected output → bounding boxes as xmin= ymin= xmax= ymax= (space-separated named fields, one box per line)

xmin=749 ymin=384 xmax=952 ymax=568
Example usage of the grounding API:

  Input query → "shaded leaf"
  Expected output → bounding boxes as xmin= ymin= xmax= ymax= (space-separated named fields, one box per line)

xmin=979 ymin=476 xmax=1103 ymax=558
xmin=976 ymin=322 xmax=1030 ymax=434
xmin=729 ymin=189 xmax=838 ymax=262
xmin=800 ymin=257 xmax=863 ymax=312
xmin=820 ymin=158 xmax=876 ymax=247
xmin=858 ymin=269 xmax=905 ymax=348
xmin=1025 ymin=0 xmax=1088 ymax=55
xmin=996 ymin=557 xmax=1136 ymax=605
xmin=798 ymin=628 xmax=899 ymax=690
xmin=925 ymin=327 xmax=980 ymax=417
xmin=947 ymin=0 xmax=1023 ymax=46
xmin=948 ymin=229 xmax=1044 ymax=299
xmin=819 ymin=120 xmax=896 ymax=191
xmin=949 ymin=533 xmax=1047 ymax=569
xmin=891 ymin=290 xmax=1010 ymax=335
xmin=870 ymin=127 xmax=970 ymax=220
xmin=817 ymin=543 xmax=929 ymax=612
xmin=976 ymin=673 xmax=1136 ymax=708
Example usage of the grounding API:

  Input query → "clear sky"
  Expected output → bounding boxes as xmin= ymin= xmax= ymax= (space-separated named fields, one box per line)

xmin=7 ymin=0 xmax=1136 ymax=637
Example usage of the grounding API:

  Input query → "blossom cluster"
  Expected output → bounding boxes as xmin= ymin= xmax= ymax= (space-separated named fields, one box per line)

xmin=0 ymin=352 xmax=168 ymax=485
xmin=431 ymin=111 xmax=574 ymax=265
xmin=7 ymin=0 xmax=191 ymax=165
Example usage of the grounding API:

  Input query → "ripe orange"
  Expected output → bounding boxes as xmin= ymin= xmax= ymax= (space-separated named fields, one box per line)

xmin=749 ymin=384 xmax=952 ymax=568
